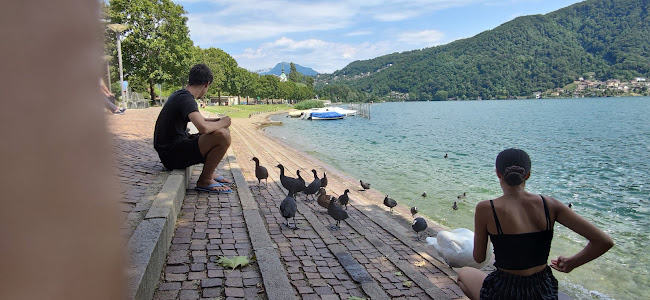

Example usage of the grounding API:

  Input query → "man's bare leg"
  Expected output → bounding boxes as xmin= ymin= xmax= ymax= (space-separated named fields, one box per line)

xmin=197 ymin=128 xmax=231 ymax=191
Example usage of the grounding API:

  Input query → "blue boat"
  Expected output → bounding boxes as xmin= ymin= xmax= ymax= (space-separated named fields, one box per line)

xmin=307 ymin=111 xmax=346 ymax=120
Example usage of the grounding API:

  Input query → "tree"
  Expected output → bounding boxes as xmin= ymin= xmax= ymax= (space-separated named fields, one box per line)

xmin=433 ymin=90 xmax=448 ymax=101
xmin=305 ymin=76 xmax=315 ymax=86
xmin=231 ymin=67 xmax=260 ymax=104
xmin=277 ymin=81 xmax=293 ymax=103
xmin=316 ymin=0 xmax=650 ymax=100
xmin=109 ymin=0 xmax=193 ymax=101
xmin=259 ymin=75 xmax=280 ymax=102
xmin=197 ymin=47 xmax=238 ymax=103
xmin=288 ymin=62 xmax=303 ymax=83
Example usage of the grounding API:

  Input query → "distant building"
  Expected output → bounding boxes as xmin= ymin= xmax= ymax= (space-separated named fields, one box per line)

xmin=605 ymin=79 xmax=620 ymax=87
xmin=279 ymin=63 xmax=287 ymax=82
xmin=634 ymin=77 xmax=646 ymax=82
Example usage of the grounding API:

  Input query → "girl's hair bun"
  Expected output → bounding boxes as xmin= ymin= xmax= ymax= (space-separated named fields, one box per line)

xmin=496 ymin=148 xmax=531 ymax=186
xmin=503 ymin=165 xmax=526 ymax=186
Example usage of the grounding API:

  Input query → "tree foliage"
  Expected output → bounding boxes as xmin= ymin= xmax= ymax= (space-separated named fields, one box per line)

xmin=106 ymin=1 xmax=317 ymax=104
xmin=109 ymin=0 xmax=193 ymax=101
xmin=288 ymin=62 xmax=303 ymax=83
xmin=318 ymin=0 xmax=650 ymax=100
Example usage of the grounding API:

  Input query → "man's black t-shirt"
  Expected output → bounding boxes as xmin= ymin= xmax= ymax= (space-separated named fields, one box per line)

xmin=153 ymin=89 xmax=198 ymax=153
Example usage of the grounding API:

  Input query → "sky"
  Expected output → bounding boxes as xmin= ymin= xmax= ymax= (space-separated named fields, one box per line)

xmin=176 ymin=0 xmax=584 ymax=74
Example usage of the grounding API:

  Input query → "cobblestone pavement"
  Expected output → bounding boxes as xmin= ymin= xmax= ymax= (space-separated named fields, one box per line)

xmin=106 ymin=107 xmax=170 ymax=239
xmin=227 ymin=114 xmax=469 ymax=300
xmin=150 ymin=111 xmax=472 ymax=300
xmin=152 ymin=163 xmax=266 ymax=300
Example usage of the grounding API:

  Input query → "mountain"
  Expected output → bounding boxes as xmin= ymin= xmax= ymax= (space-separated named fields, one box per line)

xmin=259 ymin=62 xmax=319 ymax=76
xmin=317 ymin=0 xmax=650 ymax=100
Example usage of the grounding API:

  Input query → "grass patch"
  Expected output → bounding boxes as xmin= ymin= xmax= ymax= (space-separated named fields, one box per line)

xmin=563 ymin=82 xmax=578 ymax=91
xmin=202 ymin=104 xmax=290 ymax=118
xmin=294 ymin=100 xmax=324 ymax=110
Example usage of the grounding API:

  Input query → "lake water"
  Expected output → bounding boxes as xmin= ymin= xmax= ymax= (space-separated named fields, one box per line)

xmin=264 ymin=97 xmax=650 ymax=300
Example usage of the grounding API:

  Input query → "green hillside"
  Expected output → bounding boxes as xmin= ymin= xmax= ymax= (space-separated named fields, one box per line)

xmin=317 ymin=0 xmax=650 ymax=100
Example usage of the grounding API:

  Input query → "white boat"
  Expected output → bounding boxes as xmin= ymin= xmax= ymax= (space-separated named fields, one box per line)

xmin=304 ymin=106 xmax=357 ymax=116
xmin=304 ymin=111 xmax=346 ymax=120
xmin=288 ymin=110 xmax=308 ymax=118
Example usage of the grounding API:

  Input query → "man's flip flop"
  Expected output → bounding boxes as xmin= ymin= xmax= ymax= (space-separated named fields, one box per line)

xmin=214 ymin=175 xmax=232 ymax=185
xmin=195 ymin=182 xmax=232 ymax=194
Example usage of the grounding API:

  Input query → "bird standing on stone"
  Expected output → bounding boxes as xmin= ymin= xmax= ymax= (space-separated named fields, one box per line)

xmin=452 ymin=201 xmax=458 ymax=210
xmin=338 ymin=189 xmax=350 ymax=210
xmin=252 ymin=157 xmax=268 ymax=188
xmin=360 ymin=180 xmax=371 ymax=190
xmin=280 ymin=194 xmax=298 ymax=229
xmin=411 ymin=206 xmax=418 ymax=217
xmin=328 ymin=195 xmax=349 ymax=230
xmin=383 ymin=195 xmax=397 ymax=213
xmin=320 ymin=172 xmax=328 ymax=188
xmin=421 ymin=191 xmax=427 ymax=197
xmin=277 ymin=164 xmax=299 ymax=196
xmin=304 ymin=169 xmax=321 ymax=201
xmin=412 ymin=217 xmax=427 ymax=241
xmin=317 ymin=187 xmax=331 ymax=209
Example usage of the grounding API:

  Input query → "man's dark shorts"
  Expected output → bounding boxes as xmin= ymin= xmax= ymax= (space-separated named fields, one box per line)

xmin=158 ymin=134 xmax=205 ymax=170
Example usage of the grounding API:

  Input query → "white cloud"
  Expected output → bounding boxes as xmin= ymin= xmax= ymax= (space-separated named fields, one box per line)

xmin=397 ymin=30 xmax=445 ymax=46
xmin=177 ymin=0 xmax=560 ymax=73
xmin=233 ymin=37 xmax=398 ymax=73
xmin=372 ymin=11 xmax=420 ymax=22
xmin=181 ymin=0 xmax=494 ymax=45
xmin=184 ymin=0 xmax=355 ymax=44
xmin=344 ymin=30 xmax=373 ymax=37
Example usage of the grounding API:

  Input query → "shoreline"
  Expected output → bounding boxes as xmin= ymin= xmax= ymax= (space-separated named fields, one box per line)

xmin=243 ymin=110 xmax=452 ymax=234
xmin=239 ymin=110 xmax=612 ymax=300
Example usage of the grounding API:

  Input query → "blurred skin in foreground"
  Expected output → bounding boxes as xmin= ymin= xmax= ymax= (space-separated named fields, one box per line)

xmin=0 ymin=1 xmax=125 ymax=299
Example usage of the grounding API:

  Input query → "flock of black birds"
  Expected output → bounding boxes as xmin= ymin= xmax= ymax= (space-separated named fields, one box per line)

xmin=267 ymin=162 xmax=350 ymax=231
xmin=251 ymin=156 xmax=466 ymax=240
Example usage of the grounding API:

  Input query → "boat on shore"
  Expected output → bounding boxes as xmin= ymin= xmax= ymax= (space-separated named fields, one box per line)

xmin=301 ymin=107 xmax=357 ymax=120
xmin=324 ymin=106 xmax=357 ymax=116
xmin=288 ymin=110 xmax=308 ymax=118
xmin=305 ymin=111 xmax=346 ymax=120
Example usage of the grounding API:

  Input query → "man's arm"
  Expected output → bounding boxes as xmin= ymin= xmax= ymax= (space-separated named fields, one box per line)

xmin=188 ymin=111 xmax=231 ymax=134
xmin=99 ymin=80 xmax=113 ymax=96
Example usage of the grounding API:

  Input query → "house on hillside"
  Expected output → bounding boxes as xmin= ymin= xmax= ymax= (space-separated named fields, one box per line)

xmin=605 ymin=79 xmax=620 ymax=87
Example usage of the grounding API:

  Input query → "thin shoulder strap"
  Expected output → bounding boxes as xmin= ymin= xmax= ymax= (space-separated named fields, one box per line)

xmin=540 ymin=195 xmax=551 ymax=230
xmin=489 ymin=200 xmax=504 ymax=235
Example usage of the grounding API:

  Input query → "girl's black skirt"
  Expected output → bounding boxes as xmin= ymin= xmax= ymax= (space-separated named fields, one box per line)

xmin=480 ymin=266 xmax=558 ymax=300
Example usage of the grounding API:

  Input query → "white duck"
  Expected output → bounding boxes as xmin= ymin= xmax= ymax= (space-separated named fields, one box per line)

xmin=426 ymin=228 xmax=493 ymax=269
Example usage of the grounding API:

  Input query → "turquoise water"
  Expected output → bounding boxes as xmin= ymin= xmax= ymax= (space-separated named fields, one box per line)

xmin=264 ymin=97 xmax=650 ymax=300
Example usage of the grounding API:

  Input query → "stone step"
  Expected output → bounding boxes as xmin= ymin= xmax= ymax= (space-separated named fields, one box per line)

xmin=229 ymin=120 xmax=466 ymax=299
xmin=152 ymin=158 xmax=269 ymax=300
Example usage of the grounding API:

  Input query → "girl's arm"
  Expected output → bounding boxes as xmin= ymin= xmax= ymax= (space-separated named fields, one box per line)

xmin=549 ymin=196 xmax=614 ymax=273
xmin=473 ymin=201 xmax=490 ymax=263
